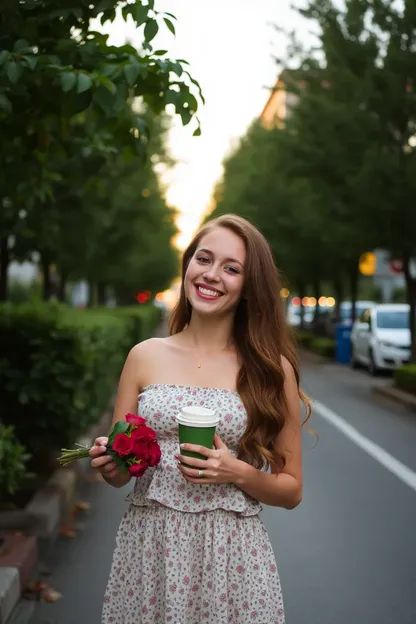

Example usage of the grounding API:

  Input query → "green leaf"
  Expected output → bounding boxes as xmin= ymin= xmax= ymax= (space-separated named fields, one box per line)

xmin=186 ymin=92 xmax=198 ymax=113
xmin=170 ymin=61 xmax=183 ymax=77
xmin=22 ymin=55 xmax=37 ymax=70
xmin=77 ymin=72 xmax=93 ymax=94
xmin=193 ymin=124 xmax=201 ymax=137
xmin=108 ymin=420 xmax=129 ymax=447
xmin=94 ymin=85 xmax=115 ymax=114
xmin=133 ymin=117 xmax=149 ymax=137
xmin=144 ymin=19 xmax=159 ymax=42
xmin=124 ymin=63 xmax=141 ymax=86
xmin=185 ymin=72 xmax=206 ymax=105
xmin=13 ymin=39 xmax=30 ymax=53
xmin=163 ymin=17 xmax=175 ymax=35
xmin=106 ymin=449 xmax=129 ymax=472
xmin=61 ymin=71 xmax=77 ymax=92
xmin=0 ymin=94 xmax=12 ymax=113
xmin=179 ymin=107 xmax=192 ymax=126
xmin=102 ymin=78 xmax=117 ymax=94
xmin=0 ymin=50 xmax=9 ymax=66
xmin=135 ymin=3 xmax=150 ymax=25
xmin=153 ymin=50 xmax=168 ymax=56
xmin=7 ymin=61 xmax=23 ymax=84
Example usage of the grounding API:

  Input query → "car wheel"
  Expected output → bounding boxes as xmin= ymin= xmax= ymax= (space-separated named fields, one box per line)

xmin=368 ymin=349 xmax=379 ymax=376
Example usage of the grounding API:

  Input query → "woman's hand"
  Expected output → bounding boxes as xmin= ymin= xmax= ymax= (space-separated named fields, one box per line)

xmin=89 ymin=436 xmax=130 ymax=488
xmin=176 ymin=434 xmax=245 ymax=485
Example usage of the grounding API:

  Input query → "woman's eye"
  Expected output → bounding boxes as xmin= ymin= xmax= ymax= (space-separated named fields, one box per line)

xmin=197 ymin=256 xmax=209 ymax=263
xmin=226 ymin=266 xmax=239 ymax=274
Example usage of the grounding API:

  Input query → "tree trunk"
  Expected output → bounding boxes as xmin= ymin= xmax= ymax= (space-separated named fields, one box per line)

xmin=349 ymin=262 xmax=359 ymax=323
xmin=88 ymin=281 xmax=98 ymax=307
xmin=403 ymin=253 xmax=416 ymax=363
xmin=57 ymin=270 xmax=68 ymax=302
xmin=333 ymin=277 xmax=343 ymax=322
xmin=41 ymin=258 xmax=52 ymax=301
xmin=97 ymin=282 xmax=106 ymax=306
xmin=0 ymin=236 xmax=9 ymax=302
xmin=312 ymin=278 xmax=321 ymax=333
xmin=297 ymin=281 xmax=306 ymax=330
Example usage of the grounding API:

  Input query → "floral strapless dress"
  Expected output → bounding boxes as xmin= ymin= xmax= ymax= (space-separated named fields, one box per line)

xmin=101 ymin=384 xmax=285 ymax=624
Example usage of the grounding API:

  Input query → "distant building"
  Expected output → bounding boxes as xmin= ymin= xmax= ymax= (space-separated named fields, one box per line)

xmin=260 ymin=70 xmax=301 ymax=129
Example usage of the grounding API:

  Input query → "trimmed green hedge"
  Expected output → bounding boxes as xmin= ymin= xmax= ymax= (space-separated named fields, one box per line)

xmin=110 ymin=305 xmax=163 ymax=344
xmin=295 ymin=330 xmax=315 ymax=349
xmin=310 ymin=337 xmax=336 ymax=358
xmin=0 ymin=302 xmax=161 ymax=472
xmin=394 ymin=364 xmax=416 ymax=395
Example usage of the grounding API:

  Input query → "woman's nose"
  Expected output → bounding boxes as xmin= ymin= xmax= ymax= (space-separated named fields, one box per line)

xmin=203 ymin=267 xmax=220 ymax=281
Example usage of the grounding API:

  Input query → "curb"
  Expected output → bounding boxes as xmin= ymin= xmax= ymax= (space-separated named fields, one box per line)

xmin=372 ymin=383 xmax=416 ymax=413
xmin=0 ymin=408 xmax=113 ymax=624
xmin=0 ymin=535 xmax=37 ymax=624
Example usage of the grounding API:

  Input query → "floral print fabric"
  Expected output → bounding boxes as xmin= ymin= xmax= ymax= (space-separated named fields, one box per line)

xmin=101 ymin=384 xmax=285 ymax=624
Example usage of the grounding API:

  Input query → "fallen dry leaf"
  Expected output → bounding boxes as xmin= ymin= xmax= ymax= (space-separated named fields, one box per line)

xmin=24 ymin=580 xmax=48 ymax=601
xmin=59 ymin=525 xmax=77 ymax=538
xmin=24 ymin=581 xmax=62 ymax=603
xmin=42 ymin=588 xmax=63 ymax=603
xmin=74 ymin=500 xmax=91 ymax=512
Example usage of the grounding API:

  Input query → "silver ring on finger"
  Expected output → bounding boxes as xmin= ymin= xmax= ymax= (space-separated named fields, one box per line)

xmin=198 ymin=469 xmax=204 ymax=478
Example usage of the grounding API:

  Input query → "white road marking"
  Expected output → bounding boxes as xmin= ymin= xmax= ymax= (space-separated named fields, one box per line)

xmin=313 ymin=400 xmax=416 ymax=493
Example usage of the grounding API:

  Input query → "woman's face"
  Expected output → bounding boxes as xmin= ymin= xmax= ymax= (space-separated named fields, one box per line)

xmin=184 ymin=226 xmax=246 ymax=317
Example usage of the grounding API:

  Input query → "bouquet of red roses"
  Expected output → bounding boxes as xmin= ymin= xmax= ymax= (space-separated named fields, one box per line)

xmin=58 ymin=414 xmax=161 ymax=477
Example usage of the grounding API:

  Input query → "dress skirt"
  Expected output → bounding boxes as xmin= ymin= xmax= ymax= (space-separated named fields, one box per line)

xmin=101 ymin=504 xmax=285 ymax=624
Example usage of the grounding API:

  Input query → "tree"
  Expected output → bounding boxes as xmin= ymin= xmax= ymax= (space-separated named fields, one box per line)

xmin=296 ymin=0 xmax=416 ymax=355
xmin=0 ymin=0 xmax=203 ymax=300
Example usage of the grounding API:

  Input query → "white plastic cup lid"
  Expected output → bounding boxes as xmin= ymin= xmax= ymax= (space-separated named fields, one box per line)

xmin=176 ymin=405 xmax=219 ymax=427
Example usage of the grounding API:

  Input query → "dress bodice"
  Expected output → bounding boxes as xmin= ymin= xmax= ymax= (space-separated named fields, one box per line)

xmin=126 ymin=384 xmax=261 ymax=516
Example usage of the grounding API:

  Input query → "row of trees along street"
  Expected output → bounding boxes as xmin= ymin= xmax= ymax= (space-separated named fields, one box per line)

xmin=0 ymin=0 xmax=203 ymax=305
xmin=208 ymin=0 xmax=416 ymax=363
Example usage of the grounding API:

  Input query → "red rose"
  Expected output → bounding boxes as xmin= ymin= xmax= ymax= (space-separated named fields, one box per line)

xmin=131 ymin=424 xmax=156 ymax=442
xmin=129 ymin=460 xmax=148 ymax=478
xmin=132 ymin=439 xmax=148 ymax=459
xmin=147 ymin=441 xmax=161 ymax=467
xmin=112 ymin=433 xmax=134 ymax=456
xmin=126 ymin=413 xmax=146 ymax=427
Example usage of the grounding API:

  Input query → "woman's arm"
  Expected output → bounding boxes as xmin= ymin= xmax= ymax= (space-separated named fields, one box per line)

xmin=236 ymin=357 xmax=303 ymax=509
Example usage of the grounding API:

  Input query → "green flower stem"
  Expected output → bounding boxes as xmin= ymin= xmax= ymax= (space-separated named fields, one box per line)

xmin=57 ymin=445 xmax=93 ymax=467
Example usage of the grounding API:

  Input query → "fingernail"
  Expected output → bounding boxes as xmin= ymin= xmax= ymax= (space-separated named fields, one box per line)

xmin=180 ymin=443 xmax=186 ymax=449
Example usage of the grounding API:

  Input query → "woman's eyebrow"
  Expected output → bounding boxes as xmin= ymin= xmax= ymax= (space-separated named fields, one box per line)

xmin=198 ymin=248 xmax=243 ymax=267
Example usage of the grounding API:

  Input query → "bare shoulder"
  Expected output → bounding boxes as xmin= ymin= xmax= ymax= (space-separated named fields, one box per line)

xmin=129 ymin=336 xmax=168 ymax=360
xmin=127 ymin=336 xmax=175 ymax=388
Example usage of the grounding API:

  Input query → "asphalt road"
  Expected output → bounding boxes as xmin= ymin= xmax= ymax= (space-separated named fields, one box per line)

xmin=29 ymin=358 xmax=416 ymax=624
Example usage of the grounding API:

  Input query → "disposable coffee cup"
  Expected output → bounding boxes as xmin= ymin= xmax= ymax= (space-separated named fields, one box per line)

xmin=176 ymin=406 xmax=219 ymax=464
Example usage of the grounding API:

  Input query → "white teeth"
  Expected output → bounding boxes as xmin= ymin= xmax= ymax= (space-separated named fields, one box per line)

xmin=198 ymin=286 xmax=220 ymax=297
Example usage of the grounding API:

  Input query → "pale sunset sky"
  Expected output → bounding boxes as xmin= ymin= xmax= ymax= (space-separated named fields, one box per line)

xmin=97 ymin=1 xmax=310 ymax=249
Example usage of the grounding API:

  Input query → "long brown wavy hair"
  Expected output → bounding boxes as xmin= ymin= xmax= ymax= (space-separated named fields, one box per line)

xmin=169 ymin=214 xmax=311 ymax=471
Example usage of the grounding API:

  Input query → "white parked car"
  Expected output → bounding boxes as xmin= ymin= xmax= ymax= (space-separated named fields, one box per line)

xmin=350 ymin=304 xmax=411 ymax=375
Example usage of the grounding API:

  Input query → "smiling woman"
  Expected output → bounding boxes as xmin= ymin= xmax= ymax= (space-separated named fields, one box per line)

xmin=91 ymin=213 xmax=310 ymax=624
